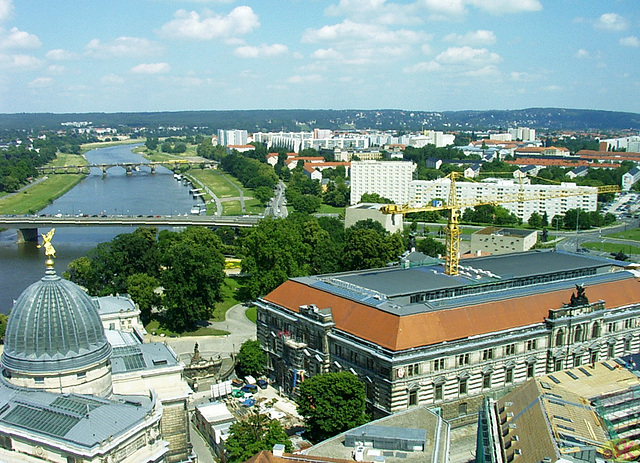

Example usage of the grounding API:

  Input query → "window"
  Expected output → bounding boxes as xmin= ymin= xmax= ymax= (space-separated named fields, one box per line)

xmin=527 ymin=363 xmax=535 ymax=378
xmin=505 ymin=367 xmax=514 ymax=384
xmin=77 ymin=372 xmax=86 ymax=380
xmin=407 ymin=363 xmax=420 ymax=377
xmin=608 ymin=322 xmax=617 ymax=333
xmin=624 ymin=338 xmax=632 ymax=352
xmin=483 ymin=373 xmax=492 ymax=389
xmin=408 ymin=389 xmax=418 ymax=406
xmin=459 ymin=378 xmax=468 ymax=395
xmin=624 ymin=319 xmax=634 ymax=329
xmin=504 ymin=344 xmax=515 ymax=356
xmin=573 ymin=353 xmax=582 ymax=367
xmin=432 ymin=358 xmax=445 ymax=371
xmin=526 ymin=339 xmax=537 ymax=351
xmin=591 ymin=323 xmax=601 ymax=338
xmin=555 ymin=330 xmax=564 ymax=347
xmin=335 ymin=345 xmax=343 ymax=356
xmin=482 ymin=348 xmax=494 ymax=361
xmin=574 ymin=325 xmax=583 ymax=343
xmin=457 ymin=353 xmax=470 ymax=366
xmin=458 ymin=402 xmax=468 ymax=416
xmin=34 ymin=377 xmax=44 ymax=384
xmin=608 ymin=343 xmax=616 ymax=358
xmin=434 ymin=383 xmax=443 ymax=401
xmin=590 ymin=351 xmax=598 ymax=364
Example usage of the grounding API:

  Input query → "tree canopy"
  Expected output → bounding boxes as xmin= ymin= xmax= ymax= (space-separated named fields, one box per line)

xmin=295 ymin=371 xmax=368 ymax=442
xmin=236 ymin=340 xmax=267 ymax=378
xmin=225 ymin=411 xmax=292 ymax=463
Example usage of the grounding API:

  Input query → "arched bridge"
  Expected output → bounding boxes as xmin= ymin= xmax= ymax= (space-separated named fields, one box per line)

xmin=0 ymin=214 xmax=260 ymax=242
xmin=37 ymin=160 xmax=218 ymax=176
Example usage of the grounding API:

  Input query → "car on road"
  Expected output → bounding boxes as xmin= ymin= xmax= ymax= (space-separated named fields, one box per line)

xmin=257 ymin=379 xmax=268 ymax=389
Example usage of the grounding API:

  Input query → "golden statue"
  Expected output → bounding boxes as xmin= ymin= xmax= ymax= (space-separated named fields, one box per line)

xmin=37 ymin=228 xmax=56 ymax=259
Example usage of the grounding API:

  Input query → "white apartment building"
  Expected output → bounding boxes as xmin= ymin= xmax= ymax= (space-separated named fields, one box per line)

xmin=217 ymin=129 xmax=248 ymax=147
xmin=508 ymin=127 xmax=536 ymax=142
xmin=409 ymin=178 xmax=597 ymax=222
xmin=350 ymin=160 xmax=417 ymax=205
xmin=622 ymin=167 xmax=640 ymax=191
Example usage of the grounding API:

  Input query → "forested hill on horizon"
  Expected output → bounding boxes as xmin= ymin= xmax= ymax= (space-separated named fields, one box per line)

xmin=1 ymin=108 xmax=640 ymax=132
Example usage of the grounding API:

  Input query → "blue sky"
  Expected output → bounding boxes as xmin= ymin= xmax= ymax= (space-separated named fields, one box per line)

xmin=0 ymin=0 xmax=638 ymax=114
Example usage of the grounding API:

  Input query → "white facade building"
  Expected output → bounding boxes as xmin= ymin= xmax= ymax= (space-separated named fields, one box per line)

xmin=622 ymin=167 xmax=640 ymax=191
xmin=409 ymin=178 xmax=598 ymax=222
xmin=217 ymin=129 xmax=248 ymax=147
xmin=350 ymin=161 xmax=416 ymax=205
xmin=508 ymin=127 xmax=536 ymax=142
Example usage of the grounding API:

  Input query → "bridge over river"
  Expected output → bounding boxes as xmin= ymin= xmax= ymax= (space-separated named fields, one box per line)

xmin=37 ymin=159 xmax=218 ymax=176
xmin=0 ymin=214 xmax=260 ymax=242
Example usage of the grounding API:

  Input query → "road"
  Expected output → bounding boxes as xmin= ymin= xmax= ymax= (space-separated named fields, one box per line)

xmin=264 ymin=181 xmax=288 ymax=218
xmin=553 ymin=218 xmax=640 ymax=257
xmin=148 ymin=303 xmax=257 ymax=364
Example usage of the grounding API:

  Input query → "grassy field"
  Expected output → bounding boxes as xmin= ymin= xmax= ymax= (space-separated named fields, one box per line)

xmin=81 ymin=138 xmax=142 ymax=153
xmin=582 ymin=241 xmax=640 ymax=255
xmin=0 ymin=174 xmax=85 ymax=215
xmin=605 ymin=229 xmax=640 ymax=241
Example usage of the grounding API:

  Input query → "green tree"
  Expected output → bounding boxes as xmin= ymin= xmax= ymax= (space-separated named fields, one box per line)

xmin=360 ymin=192 xmax=393 ymax=204
xmin=236 ymin=340 xmax=267 ymax=378
xmin=160 ymin=227 xmax=226 ymax=331
xmin=225 ymin=411 xmax=292 ymax=463
xmin=0 ymin=312 xmax=9 ymax=343
xmin=527 ymin=212 xmax=543 ymax=228
xmin=126 ymin=273 xmax=160 ymax=324
xmin=145 ymin=137 xmax=159 ymax=150
xmin=254 ymin=186 xmax=274 ymax=207
xmin=296 ymin=372 xmax=368 ymax=442
xmin=289 ymin=194 xmax=322 ymax=215
xmin=417 ymin=236 xmax=446 ymax=257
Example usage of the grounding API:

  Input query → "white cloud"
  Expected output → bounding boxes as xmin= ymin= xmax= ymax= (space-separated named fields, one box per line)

xmin=46 ymin=49 xmax=77 ymax=61
xmin=620 ymin=36 xmax=640 ymax=48
xmin=287 ymin=74 xmax=323 ymax=84
xmin=84 ymin=37 xmax=163 ymax=59
xmin=0 ymin=0 xmax=14 ymax=23
xmin=28 ymin=77 xmax=53 ymax=88
xmin=468 ymin=0 xmax=542 ymax=15
xmin=311 ymin=47 xmax=343 ymax=60
xmin=158 ymin=6 xmax=259 ymax=40
xmin=100 ymin=74 xmax=125 ymax=85
xmin=234 ymin=43 xmax=288 ymax=58
xmin=0 ymin=53 xmax=41 ymax=71
xmin=325 ymin=0 xmax=421 ymax=25
xmin=575 ymin=48 xmax=590 ymax=59
xmin=420 ymin=0 xmax=466 ymax=20
xmin=403 ymin=61 xmax=441 ymax=73
xmin=444 ymin=30 xmax=496 ymax=46
xmin=47 ymin=64 xmax=65 ymax=74
xmin=0 ymin=27 xmax=41 ymax=49
xmin=435 ymin=46 xmax=501 ymax=65
xmin=130 ymin=62 xmax=171 ymax=74
xmin=595 ymin=13 xmax=627 ymax=31
xmin=302 ymin=20 xmax=424 ymax=46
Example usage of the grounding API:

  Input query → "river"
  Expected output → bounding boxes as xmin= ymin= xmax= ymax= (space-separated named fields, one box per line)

xmin=0 ymin=144 xmax=204 ymax=313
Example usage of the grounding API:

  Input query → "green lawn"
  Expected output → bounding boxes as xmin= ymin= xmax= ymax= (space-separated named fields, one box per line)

xmin=582 ymin=241 xmax=640 ymax=255
xmin=0 ymin=174 xmax=85 ymax=215
xmin=245 ymin=306 xmax=257 ymax=323
xmin=606 ymin=228 xmax=640 ymax=241
xmin=317 ymin=204 xmax=344 ymax=215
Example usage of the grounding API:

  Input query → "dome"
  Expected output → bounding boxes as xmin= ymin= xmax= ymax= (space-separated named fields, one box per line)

xmin=2 ymin=265 xmax=112 ymax=376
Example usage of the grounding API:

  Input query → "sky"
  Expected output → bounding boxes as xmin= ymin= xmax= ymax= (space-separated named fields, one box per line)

xmin=0 ymin=0 xmax=639 ymax=114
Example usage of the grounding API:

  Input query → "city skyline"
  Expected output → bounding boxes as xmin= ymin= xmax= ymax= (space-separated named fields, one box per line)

xmin=0 ymin=0 xmax=639 ymax=114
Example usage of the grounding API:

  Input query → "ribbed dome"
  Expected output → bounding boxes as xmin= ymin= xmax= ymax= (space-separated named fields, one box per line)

xmin=2 ymin=266 xmax=111 ymax=375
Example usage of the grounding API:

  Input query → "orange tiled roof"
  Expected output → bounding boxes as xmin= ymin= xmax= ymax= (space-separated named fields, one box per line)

xmin=263 ymin=277 xmax=640 ymax=351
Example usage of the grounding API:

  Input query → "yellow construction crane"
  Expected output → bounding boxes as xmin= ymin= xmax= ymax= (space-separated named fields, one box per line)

xmin=380 ymin=171 xmax=620 ymax=277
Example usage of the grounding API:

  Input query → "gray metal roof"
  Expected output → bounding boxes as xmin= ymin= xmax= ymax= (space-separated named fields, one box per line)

xmin=95 ymin=295 xmax=137 ymax=315
xmin=0 ymin=381 xmax=156 ymax=449
xmin=2 ymin=267 xmax=111 ymax=375
xmin=111 ymin=343 xmax=179 ymax=374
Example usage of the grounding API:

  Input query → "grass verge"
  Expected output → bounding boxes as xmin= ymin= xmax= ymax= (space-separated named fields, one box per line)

xmin=582 ymin=241 xmax=640 ymax=255
xmin=0 ymin=174 xmax=85 ymax=215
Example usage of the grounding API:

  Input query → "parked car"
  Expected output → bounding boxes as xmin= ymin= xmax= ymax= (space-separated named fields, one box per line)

xmin=231 ymin=378 xmax=244 ymax=388
xmin=257 ymin=379 xmax=268 ymax=389
xmin=241 ymin=384 xmax=258 ymax=394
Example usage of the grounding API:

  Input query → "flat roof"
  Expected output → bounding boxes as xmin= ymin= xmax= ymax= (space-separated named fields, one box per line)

xmin=111 ymin=343 xmax=179 ymax=374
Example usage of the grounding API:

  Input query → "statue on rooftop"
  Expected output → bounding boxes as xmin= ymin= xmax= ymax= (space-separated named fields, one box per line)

xmin=569 ymin=284 xmax=589 ymax=307
xmin=37 ymin=228 xmax=56 ymax=259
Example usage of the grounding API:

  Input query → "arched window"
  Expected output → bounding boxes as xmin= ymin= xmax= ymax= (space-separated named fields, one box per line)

xmin=556 ymin=329 xmax=564 ymax=346
xmin=574 ymin=325 xmax=583 ymax=343
xmin=591 ymin=323 xmax=601 ymax=339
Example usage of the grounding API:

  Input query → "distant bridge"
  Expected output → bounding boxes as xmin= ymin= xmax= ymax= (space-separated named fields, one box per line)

xmin=37 ymin=160 xmax=218 ymax=176
xmin=0 ymin=214 xmax=259 ymax=242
